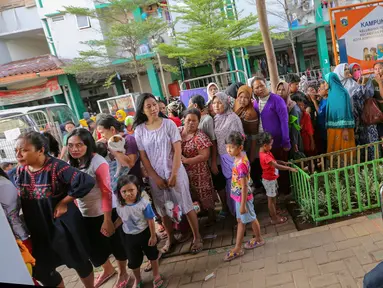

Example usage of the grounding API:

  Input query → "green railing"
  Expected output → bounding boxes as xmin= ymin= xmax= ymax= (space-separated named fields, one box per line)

xmin=290 ymin=142 xmax=383 ymax=223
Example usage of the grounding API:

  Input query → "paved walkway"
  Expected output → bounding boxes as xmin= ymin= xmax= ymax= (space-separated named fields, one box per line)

xmin=60 ymin=212 xmax=383 ymax=288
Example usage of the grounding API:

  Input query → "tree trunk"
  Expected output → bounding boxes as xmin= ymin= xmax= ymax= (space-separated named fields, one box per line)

xmin=133 ymin=59 xmax=143 ymax=93
xmin=256 ymin=0 xmax=279 ymax=92
xmin=284 ymin=0 xmax=300 ymax=74
xmin=289 ymin=31 xmax=300 ymax=73
xmin=211 ymin=61 xmax=220 ymax=86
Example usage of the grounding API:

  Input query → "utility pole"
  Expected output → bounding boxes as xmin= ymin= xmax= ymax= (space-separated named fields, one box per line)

xmin=256 ymin=0 xmax=279 ymax=92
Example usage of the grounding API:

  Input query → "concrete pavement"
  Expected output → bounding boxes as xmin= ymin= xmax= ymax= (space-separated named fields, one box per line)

xmin=60 ymin=212 xmax=383 ymax=288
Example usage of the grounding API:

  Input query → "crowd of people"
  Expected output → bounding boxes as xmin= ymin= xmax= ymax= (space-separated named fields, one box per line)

xmin=1 ymin=61 xmax=383 ymax=288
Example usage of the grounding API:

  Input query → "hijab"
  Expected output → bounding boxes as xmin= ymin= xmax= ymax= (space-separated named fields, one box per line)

xmin=213 ymin=92 xmax=231 ymax=115
xmin=234 ymin=85 xmax=259 ymax=135
xmin=349 ymin=63 xmax=362 ymax=81
xmin=277 ymin=81 xmax=296 ymax=113
xmin=324 ymin=72 xmax=355 ymax=129
xmin=226 ymin=82 xmax=245 ymax=99
xmin=213 ymin=92 xmax=244 ymax=155
xmin=333 ymin=63 xmax=359 ymax=98
xmin=116 ymin=109 xmax=127 ymax=122
xmin=207 ymin=82 xmax=219 ymax=101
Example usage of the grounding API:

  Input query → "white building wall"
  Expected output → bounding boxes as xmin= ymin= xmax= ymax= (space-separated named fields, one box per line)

xmin=0 ymin=6 xmax=42 ymax=35
xmin=36 ymin=0 xmax=106 ymax=60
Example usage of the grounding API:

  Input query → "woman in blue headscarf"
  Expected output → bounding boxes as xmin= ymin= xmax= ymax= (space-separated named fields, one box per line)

xmin=325 ymin=72 xmax=356 ymax=153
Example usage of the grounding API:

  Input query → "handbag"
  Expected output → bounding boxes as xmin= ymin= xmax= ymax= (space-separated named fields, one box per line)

xmin=361 ymin=76 xmax=383 ymax=125
xmin=362 ymin=98 xmax=383 ymax=125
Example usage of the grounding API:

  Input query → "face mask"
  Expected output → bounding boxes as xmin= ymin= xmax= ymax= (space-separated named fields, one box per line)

xmin=353 ymin=70 xmax=361 ymax=80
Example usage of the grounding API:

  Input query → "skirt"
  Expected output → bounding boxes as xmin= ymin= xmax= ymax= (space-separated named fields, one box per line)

xmin=327 ymin=128 xmax=356 ymax=153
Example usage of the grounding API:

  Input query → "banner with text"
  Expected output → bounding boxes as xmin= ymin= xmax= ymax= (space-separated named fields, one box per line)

xmin=0 ymin=77 xmax=62 ymax=106
xmin=335 ymin=5 xmax=383 ymax=72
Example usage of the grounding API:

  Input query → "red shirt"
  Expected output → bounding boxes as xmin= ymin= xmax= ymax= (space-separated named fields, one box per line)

xmin=259 ymin=151 xmax=279 ymax=180
xmin=300 ymin=111 xmax=314 ymax=153
xmin=169 ymin=116 xmax=182 ymax=127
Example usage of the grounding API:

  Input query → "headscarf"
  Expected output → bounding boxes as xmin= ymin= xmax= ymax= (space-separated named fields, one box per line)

xmin=125 ymin=115 xmax=134 ymax=127
xmin=225 ymin=82 xmax=245 ymax=99
xmin=333 ymin=63 xmax=359 ymax=98
xmin=234 ymin=85 xmax=259 ymax=135
xmin=324 ymin=72 xmax=355 ymax=129
xmin=116 ymin=109 xmax=127 ymax=122
xmin=212 ymin=92 xmax=232 ymax=115
xmin=349 ymin=63 xmax=362 ymax=81
xmin=207 ymin=82 xmax=219 ymax=101
xmin=213 ymin=92 xmax=244 ymax=155
xmin=277 ymin=81 xmax=296 ymax=112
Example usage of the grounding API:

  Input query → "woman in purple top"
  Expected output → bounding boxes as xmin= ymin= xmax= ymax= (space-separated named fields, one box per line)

xmin=252 ymin=77 xmax=291 ymax=194
xmin=134 ymin=93 xmax=203 ymax=255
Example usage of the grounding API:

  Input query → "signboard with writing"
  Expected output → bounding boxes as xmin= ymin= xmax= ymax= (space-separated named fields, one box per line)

xmin=0 ymin=77 xmax=62 ymax=106
xmin=335 ymin=5 xmax=383 ymax=72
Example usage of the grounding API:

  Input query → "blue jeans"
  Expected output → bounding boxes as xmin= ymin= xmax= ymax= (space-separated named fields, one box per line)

xmin=364 ymin=262 xmax=383 ymax=288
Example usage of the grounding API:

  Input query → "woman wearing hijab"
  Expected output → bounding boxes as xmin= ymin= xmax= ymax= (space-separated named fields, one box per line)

xmin=334 ymin=63 xmax=359 ymax=100
xmin=349 ymin=63 xmax=362 ymax=82
xmin=325 ymin=72 xmax=356 ymax=153
xmin=213 ymin=92 xmax=244 ymax=215
xmin=276 ymin=81 xmax=303 ymax=158
xmin=207 ymin=82 xmax=219 ymax=102
xmin=234 ymin=85 xmax=258 ymax=161
xmin=115 ymin=109 xmax=127 ymax=123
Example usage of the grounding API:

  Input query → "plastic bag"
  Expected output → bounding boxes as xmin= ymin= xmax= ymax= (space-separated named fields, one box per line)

xmin=163 ymin=189 xmax=182 ymax=223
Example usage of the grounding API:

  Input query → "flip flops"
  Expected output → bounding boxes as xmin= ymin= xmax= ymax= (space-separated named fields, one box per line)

xmin=244 ymin=239 xmax=265 ymax=250
xmin=271 ymin=216 xmax=288 ymax=225
xmin=153 ymin=274 xmax=167 ymax=288
xmin=190 ymin=239 xmax=203 ymax=254
xmin=223 ymin=250 xmax=245 ymax=262
xmin=94 ymin=270 xmax=117 ymax=288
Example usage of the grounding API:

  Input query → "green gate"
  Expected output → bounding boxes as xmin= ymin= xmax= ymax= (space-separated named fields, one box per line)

xmin=290 ymin=142 xmax=383 ymax=223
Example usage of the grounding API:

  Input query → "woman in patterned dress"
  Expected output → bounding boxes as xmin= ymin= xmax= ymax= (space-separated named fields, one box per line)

xmin=14 ymin=131 xmax=96 ymax=287
xmin=179 ymin=108 xmax=216 ymax=225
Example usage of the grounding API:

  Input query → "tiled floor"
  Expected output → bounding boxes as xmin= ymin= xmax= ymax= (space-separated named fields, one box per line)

xmin=60 ymin=208 xmax=383 ymax=288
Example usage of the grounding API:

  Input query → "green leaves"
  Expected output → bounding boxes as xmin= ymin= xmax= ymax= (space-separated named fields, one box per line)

xmin=61 ymin=0 xmax=168 ymax=90
xmin=158 ymin=0 xmax=262 ymax=70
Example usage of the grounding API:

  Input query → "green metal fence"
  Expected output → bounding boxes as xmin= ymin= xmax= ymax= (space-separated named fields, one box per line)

xmin=290 ymin=142 xmax=383 ymax=223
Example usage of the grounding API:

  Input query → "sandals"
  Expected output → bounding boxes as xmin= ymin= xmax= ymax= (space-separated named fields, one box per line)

xmin=223 ymin=250 xmax=245 ymax=262
xmin=94 ymin=270 xmax=117 ymax=288
xmin=244 ymin=239 xmax=265 ymax=250
xmin=190 ymin=239 xmax=203 ymax=254
xmin=271 ymin=216 xmax=288 ymax=225
xmin=153 ymin=274 xmax=167 ymax=288
xmin=132 ymin=280 xmax=143 ymax=288
xmin=115 ymin=279 xmax=129 ymax=288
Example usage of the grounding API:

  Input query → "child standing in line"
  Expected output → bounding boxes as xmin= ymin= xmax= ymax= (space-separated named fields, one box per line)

xmin=223 ymin=132 xmax=264 ymax=262
xmin=258 ymin=132 xmax=297 ymax=225
xmin=296 ymin=96 xmax=316 ymax=156
xmin=114 ymin=175 xmax=165 ymax=288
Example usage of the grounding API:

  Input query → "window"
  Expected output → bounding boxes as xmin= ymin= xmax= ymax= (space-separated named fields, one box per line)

xmin=52 ymin=15 xmax=65 ymax=22
xmin=76 ymin=15 xmax=91 ymax=29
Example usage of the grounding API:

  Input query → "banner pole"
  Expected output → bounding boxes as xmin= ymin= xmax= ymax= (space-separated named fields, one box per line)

xmin=328 ymin=7 xmax=339 ymax=66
